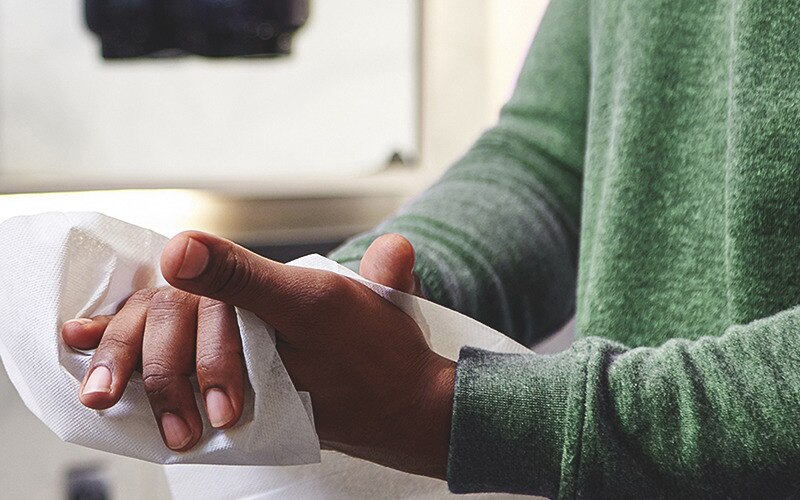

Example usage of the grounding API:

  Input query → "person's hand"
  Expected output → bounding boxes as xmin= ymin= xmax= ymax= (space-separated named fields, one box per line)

xmin=358 ymin=233 xmax=425 ymax=298
xmin=62 ymin=231 xmax=454 ymax=479
xmin=61 ymin=289 xmax=245 ymax=451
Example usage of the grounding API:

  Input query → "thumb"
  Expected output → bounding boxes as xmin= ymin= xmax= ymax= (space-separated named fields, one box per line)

xmin=359 ymin=234 xmax=422 ymax=296
xmin=160 ymin=231 xmax=296 ymax=323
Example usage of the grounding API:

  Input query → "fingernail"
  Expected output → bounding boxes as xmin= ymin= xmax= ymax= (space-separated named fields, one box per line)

xmin=64 ymin=318 xmax=92 ymax=328
xmin=82 ymin=366 xmax=112 ymax=395
xmin=205 ymin=388 xmax=234 ymax=428
xmin=176 ymin=237 xmax=210 ymax=280
xmin=161 ymin=412 xmax=192 ymax=450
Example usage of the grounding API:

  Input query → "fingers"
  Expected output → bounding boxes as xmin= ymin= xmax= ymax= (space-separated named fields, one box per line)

xmin=160 ymin=230 xmax=413 ymax=341
xmin=67 ymin=284 xmax=247 ymax=451
xmin=141 ymin=288 xmax=203 ymax=451
xmin=196 ymin=297 xmax=245 ymax=429
xmin=360 ymin=234 xmax=422 ymax=296
xmin=62 ymin=315 xmax=113 ymax=350
xmin=160 ymin=231 xmax=306 ymax=329
xmin=78 ymin=289 xmax=158 ymax=410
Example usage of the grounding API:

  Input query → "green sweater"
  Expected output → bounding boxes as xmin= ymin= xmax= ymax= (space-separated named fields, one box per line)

xmin=329 ymin=0 xmax=800 ymax=497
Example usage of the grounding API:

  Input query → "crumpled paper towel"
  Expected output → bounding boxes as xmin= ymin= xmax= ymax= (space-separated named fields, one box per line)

xmin=0 ymin=212 xmax=532 ymax=498
xmin=0 ymin=212 xmax=319 ymax=466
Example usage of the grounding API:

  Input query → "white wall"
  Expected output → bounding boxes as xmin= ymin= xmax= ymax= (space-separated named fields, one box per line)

xmin=419 ymin=0 xmax=549 ymax=173
xmin=0 ymin=1 xmax=417 ymax=182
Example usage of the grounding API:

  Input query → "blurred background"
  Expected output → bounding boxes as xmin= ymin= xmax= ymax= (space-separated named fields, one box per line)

xmin=0 ymin=1 xmax=553 ymax=498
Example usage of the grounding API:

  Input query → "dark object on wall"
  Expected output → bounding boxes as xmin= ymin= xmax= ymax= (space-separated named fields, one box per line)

xmin=85 ymin=0 xmax=309 ymax=59
xmin=66 ymin=465 xmax=109 ymax=500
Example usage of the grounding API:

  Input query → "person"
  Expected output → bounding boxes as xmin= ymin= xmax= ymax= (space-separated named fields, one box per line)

xmin=61 ymin=0 xmax=800 ymax=496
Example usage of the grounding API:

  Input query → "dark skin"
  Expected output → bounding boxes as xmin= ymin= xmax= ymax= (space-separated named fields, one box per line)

xmin=61 ymin=233 xmax=454 ymax=479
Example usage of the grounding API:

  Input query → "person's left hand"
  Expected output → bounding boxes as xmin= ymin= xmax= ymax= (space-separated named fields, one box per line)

xmin=61 ymin=231 xmax=455 ymax=479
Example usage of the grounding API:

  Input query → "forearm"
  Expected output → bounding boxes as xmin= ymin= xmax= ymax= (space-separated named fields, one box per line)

xmin=449 ymin=305 xmax=800 ymax=497
xmin=330 ymin=0 xmax=589 ymax=346
xmin=330 ymin=140 xmax=581 ymax=346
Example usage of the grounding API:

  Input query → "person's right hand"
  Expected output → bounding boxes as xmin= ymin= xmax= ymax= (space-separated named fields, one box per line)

xmin=358 ymin=234 xmax=424 ymax=298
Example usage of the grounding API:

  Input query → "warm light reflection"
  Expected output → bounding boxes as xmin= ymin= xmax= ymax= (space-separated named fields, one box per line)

xmin=0 ymin=189 xmax=219 ymax=237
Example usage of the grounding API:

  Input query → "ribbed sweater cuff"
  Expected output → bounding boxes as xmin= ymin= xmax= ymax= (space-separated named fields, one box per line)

xmin=448 ymin=346 xmax=577 ymax=497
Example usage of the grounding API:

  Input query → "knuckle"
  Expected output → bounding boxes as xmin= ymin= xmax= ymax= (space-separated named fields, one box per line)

xmin=196 ymin=341 xmax=242 ymax=376
xmin=197 ymin=297 xmax=231 ymax=316
xmin=208 ymin=251 xmax=255 ymax=300
xmin=278 ymin=272 xmax=351 ymax=323
xmin=307 ymin=272 xmax=347 ymax=304
xmin=126 ymin=287 xmax=161 ymax=307
xmin=100 ymin=334 xmax=138 ymax=354
xmin=142 ymin=365 xmax=177 ymax=399
xmin=195 ymin=350 xmax=227 ymax=377
xmin=142 ymin=372 xmax=171 ymax=398
xmin=150 ymin=287 xmax=195 ymax=311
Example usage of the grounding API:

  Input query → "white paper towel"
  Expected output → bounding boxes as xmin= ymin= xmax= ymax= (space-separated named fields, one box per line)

xmin=0 ymin=212 xmax=532 ymax=499
xmin=0 ymin=212 xmax=320 ymax=466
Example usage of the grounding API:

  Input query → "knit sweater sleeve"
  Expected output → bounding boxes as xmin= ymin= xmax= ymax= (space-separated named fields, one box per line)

xmin=450 ymin=306 xmax=800 ymax=498
xmin=325 ymin=0 xmax=800 ymax=496
xmin=328 ymin=0 xmax=589 ymax=346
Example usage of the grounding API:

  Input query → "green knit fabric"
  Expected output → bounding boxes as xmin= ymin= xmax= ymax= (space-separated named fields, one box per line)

xmin=329 ymin=0 xmax=800 ymax=496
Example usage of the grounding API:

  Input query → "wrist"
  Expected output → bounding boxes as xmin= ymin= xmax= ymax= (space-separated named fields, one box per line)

xmin=330 ymin=351 xmax=456 ymax=479
xmin=416 ymin=353 xmax=456 ymax=479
